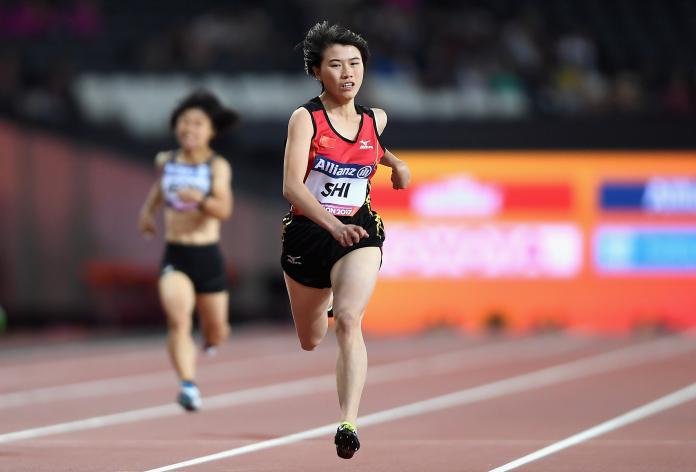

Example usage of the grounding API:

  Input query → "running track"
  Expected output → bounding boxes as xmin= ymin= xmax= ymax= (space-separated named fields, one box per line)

xmin=1 ymin=327 xmax=695 ymax=471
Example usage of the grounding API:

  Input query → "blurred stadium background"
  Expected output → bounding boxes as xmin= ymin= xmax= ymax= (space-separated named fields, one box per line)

xmin=1 ymin=0 xmax=695 ymax=338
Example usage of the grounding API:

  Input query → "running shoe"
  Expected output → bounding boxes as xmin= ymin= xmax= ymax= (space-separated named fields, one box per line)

xmin=177 ymin=381 xmax=202 ymax=411
xmin=334 ymin=422 xmax=360 ymax=459
xmin=203 ymin=343 xmax=218 ymax=357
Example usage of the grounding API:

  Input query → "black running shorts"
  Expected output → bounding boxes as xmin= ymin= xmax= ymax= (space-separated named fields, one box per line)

xmin=281 ymin=204 xmax=385 ymax=289
xmin=161 ymin=243 xmax=227 ymax=293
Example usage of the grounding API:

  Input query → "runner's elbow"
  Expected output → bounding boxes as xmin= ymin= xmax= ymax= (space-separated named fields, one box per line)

xmin=282 ymin=183 xmax=298 ymax=202
xmin=209 ymin=205 xmax=232 ymax=221
xmin=217 ymin=199 xmax=233 ymax=220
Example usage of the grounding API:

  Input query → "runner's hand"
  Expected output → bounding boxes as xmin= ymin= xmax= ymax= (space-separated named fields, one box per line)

xmin=390 ymin=161 xmax=411 ymax=190
xmin=178 ymin=188 xmax=205 ymax=204
xmin=138 ymin=212 xmax=156 ymax=239
xmin=331 ymin=224 xmax=369 ymax=247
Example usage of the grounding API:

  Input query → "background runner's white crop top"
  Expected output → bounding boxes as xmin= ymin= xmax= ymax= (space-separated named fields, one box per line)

xmin=161 ymin=153 xmax=213 ymax=211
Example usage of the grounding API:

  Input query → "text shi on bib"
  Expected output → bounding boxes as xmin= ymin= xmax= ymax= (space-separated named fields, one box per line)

xmin=305 ymin=155 xmax=375 ymax=216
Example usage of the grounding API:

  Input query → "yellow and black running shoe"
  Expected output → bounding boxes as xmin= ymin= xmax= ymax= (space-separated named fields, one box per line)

xmin=334 ymin=422 xmax=360 ymax=459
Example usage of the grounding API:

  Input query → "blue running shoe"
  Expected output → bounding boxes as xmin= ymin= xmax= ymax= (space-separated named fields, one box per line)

xmin=203 ymin=343 xmax=218 ymax=357
xmin=177 ymin=381 xmax=202 ymax=412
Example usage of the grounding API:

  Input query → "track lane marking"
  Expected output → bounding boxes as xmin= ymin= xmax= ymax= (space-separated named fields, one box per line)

xmin=0 ymin=336 xmax=503 ymax=406
xmin=0 ymin=335 xmax=577 ymax=409
xmin=0 ymin=335 xmax=583 ymax=443
xmin=0 ymin=350 xmax=311 ymax=409
xmin=142 ymin=335 xmax=696 ymax=471
xmin=488 ymin=381 xmax=696 ymax=472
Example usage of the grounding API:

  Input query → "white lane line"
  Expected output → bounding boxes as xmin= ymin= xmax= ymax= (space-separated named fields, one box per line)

xmin=2 ymin=334 xmax=453 ymax=407
xmin=0 ymin=333 xmax=297 ymax=374
xmin=12 ymin=438 xmax=696 ymax=448
xmin=142 ymin=336 xmax=696 ymax=472
xmin=0 ymin=335 xmax=581 ymax=443
xmin=0 ymin=351 xmax=308 ymax=409
xmin=0 ymin=335 xmax=574 ymax=409
xmin=488 ymin=381 xmax=696 ymax=472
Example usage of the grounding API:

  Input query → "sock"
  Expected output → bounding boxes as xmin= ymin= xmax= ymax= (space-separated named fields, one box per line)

xmin=339 ymin=421 xmax=357 ymax=433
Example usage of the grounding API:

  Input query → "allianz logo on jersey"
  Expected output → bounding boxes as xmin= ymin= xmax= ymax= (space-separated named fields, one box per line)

xmin=312 ymin=155 xmax=374 ymax=179
xmin=359 ymin=139 xmax=374 ymax=150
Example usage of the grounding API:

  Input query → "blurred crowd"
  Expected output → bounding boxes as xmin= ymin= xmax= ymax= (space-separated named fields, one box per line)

xmin=1 ymin=0 xmax=694 ymax=131
xmin=0 ymin=0 xmax=101 ymax=125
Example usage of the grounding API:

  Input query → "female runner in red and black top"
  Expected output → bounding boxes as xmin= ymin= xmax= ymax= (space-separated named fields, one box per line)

xmin=281 ymin=21 xmax=411 ymax=459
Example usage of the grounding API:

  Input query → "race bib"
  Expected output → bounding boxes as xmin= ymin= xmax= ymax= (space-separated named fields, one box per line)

xmin=305 ymin=155 xmax=375 ymax=216
xmin=162 ymin=162 xmax=212 ymax=212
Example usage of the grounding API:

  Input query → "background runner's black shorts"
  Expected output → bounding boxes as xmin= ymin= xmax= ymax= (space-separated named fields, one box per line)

xmin=281 ymin=204 xmax=385 ymax=289
xmin=161 ymin=243 xmax=227 ymax=293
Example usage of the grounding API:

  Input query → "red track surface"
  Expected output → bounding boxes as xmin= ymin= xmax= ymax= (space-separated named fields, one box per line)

xmin=1 ymin=327 xmax=695 ymax=471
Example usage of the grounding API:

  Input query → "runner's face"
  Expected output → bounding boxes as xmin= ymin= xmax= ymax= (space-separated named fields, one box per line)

xmin=314 ymin=44 xmax=364 ymax=101
xmin=175 ymin=108 xmax=214 ymax=151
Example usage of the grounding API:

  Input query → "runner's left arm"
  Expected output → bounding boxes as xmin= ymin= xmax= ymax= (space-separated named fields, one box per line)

xmin=372 ymin=108 xmax=411 ymax=190
xmin=197 ymin=158 xmax=233 ymax=220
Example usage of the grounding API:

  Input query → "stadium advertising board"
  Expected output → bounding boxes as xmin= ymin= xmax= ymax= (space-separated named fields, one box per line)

xmin=365 ymin=152 xmax=696 ymax=334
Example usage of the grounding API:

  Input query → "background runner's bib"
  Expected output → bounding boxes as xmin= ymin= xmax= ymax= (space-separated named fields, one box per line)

xmin=293 ymin=97 xmax=385 ymax=217
xmin=161 ymin=153 xmax=213 ymax=211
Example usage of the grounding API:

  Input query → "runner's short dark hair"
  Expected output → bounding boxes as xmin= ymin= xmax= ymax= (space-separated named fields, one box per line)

xmin=298 ymin=21 xmax=370 ymax=76
xmin=170 ymin=90 xmax=239 ymax=133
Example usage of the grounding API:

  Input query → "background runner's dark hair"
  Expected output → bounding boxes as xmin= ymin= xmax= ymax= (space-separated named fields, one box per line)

xmin=169 ymin=90 xmax=239 ymax=133
xmin=297 ymin=21 xmax=370 ymax=76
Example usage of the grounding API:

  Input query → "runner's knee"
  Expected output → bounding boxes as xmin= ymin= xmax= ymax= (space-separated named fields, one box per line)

xmin=298 ymin=324 xmax=326 ymax=350
xmin=167 ymin=314 xmax=192 ymax=335
xmin=299 ymin=332 xmax=324 ymax=351
xmin=207 ymin=321 xmax=230 ymax=345
xmin=333 ymin=308 xmax=362 ymax=336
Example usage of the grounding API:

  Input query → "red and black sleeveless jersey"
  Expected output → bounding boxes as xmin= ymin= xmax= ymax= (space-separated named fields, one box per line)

xmin=293 ymin=96 xmax=385 ymax=217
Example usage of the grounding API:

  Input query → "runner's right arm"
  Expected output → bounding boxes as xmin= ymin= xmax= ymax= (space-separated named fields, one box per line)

xmin=138 ymin=152 xmax=168 ymax=238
